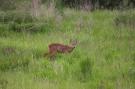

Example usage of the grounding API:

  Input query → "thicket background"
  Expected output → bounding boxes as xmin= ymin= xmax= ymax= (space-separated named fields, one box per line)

xmin=0 ymin=0 xmax=135 ymax=10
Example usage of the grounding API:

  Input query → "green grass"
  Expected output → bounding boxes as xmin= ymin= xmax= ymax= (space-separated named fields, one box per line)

xmin=0 ymin=9 xmax=135 ymax=89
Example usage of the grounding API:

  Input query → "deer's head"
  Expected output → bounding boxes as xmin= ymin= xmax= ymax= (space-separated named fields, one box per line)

xmin=70 ymin=39 xmax=78 ymax=48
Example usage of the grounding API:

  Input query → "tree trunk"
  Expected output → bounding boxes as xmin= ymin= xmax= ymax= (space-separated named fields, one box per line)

xmin=32 ymin=0 xmax=41 ymax=17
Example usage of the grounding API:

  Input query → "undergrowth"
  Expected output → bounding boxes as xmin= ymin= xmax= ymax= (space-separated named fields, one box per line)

xmin=0 ymin=9 xmax=135 ymax=89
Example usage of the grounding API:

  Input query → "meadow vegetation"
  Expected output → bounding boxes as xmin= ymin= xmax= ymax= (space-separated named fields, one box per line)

xmin=0 ymin=8 xmax=135 ymax=89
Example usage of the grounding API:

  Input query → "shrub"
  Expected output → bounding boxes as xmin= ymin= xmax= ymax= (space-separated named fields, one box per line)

xmin=79 ymin=59 xmax=93 ymax=81
xmin=0 ymin=0 xmax=16 ymax=10
xmin=128 ymin=67 xmax=135 ymax=81
xmin=0 ymin=24 xmax=9 ymax=37
xmin=115 ymin=11 xmax=135 ymax=28
xmin=73 ymin=58 xmax=93 ymax=82
xmin=62 ymin=0 xmax=135 ymax=10
xmin=0 ymin=79 xmax=8 ymax=89
xmin=0 ymin=11 xmax=56 ymax=34
xmin=0 ymin=57 xmax=30 ymax=71
xmin=9 ymin=22 xmax=35 ymax=33
xmin=0 ymin=11 xmax=34 ymax=24
xmin=0 ymin=46 xmax=30 ymax=71
xmin=31 ymin=60 xmax=56 ymax=79
xmin=9 ymin=21 xmax=55 ymax=33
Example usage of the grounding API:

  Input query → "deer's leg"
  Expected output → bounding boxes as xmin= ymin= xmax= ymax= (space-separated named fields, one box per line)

xmin=49 ymin=51 xmax=57 ymax=60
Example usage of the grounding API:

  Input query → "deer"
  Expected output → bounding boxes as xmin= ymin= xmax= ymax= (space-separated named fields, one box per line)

xmin=44 ymin=39 xmax=78 ymax=60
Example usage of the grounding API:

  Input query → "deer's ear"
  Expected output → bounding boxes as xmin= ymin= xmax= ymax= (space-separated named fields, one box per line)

xmin=69 ymin=39 xmax=78 ymax=45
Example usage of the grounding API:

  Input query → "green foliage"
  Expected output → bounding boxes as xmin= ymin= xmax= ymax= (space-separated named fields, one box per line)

xmin=0 ymin=46 xmax=30 ymax=71
xmin=0 ymin=11 xmax=33 ymax=23
xmin=0 ymin=0 xmax=135 ymax=12
xmin=0 ymin=11 xmax=57 ymax=34
xmin=0 ymin=9 xmax=135 ymax=89
xmin=0 ymin=25 xmax=9 ymax=37
xmin=31 ymin=60 xmax=56 ymax=79
xmin=0 ymin=0 xmax=16 ymax=10
xmin=115 ymin=11 xmax=135 ymax=28
xmin=63 ymin=0 xmax=135 ymax=9
xmin=75 ymin=58 xmax=93 ymax=82
xmin=0 ymin=0 xmax=29 ymax=11
xmin=0 ymin=79 xmax=8 ymax=89
xmin=128 ymin=67 xmax=135 ymax=81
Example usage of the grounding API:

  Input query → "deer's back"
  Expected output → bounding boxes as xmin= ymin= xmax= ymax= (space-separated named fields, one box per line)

xmin=49 ymin=43 xmax=73 ymax=53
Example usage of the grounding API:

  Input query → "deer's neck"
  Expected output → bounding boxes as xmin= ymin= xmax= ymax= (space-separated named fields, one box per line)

xmin=69 ymin=46 xmax=75 ymax=52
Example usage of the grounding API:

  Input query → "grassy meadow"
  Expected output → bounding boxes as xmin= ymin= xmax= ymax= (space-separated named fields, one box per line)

xmin=0 ymin=9 xmax=135 ymax=89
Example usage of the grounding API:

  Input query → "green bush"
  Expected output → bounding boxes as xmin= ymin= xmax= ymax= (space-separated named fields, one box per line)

xmin=9 ymin=21 xmax=55 ymax=33
xmin=0 ymin=57 xmax=29 ymax=71
xmin=115 ymin=11 xmax=135 ymax=28
xmin=31 ymin=60 xmax=56 ymax=79
xmin=0 ymin=0 xmax=16 ymax=10
xmin=73 ymin=58 xmax=93 ymax=82
xmin=0 ymin=9 xmax=59 ymax=33
xmin=0 ymin=24 xmax=9 ymax=37
xmin=0 ymin=11 xmax=56 ymax=34
xmin=9 ymin=22 xmax=35 ymax=32
xmin=128 ymin=63 xmax=135 ymax=81
xmin=63 ymin=0 xmax=135 ymax=9
xmin=79 ymin=59 xmax=93 ymax=81
xmin=0 ymin=46 xmax=30 ymax=71
xmin=0 ymin=11 xmax=34 ymax=24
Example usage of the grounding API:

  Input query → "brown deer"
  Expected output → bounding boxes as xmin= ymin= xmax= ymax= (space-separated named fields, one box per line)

xmin=44 ymin=40 xmax=78 ymax=59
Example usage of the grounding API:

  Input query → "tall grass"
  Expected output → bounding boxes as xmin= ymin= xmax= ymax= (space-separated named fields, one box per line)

xmin=0 ymin=9 xmax=135 ymax=89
